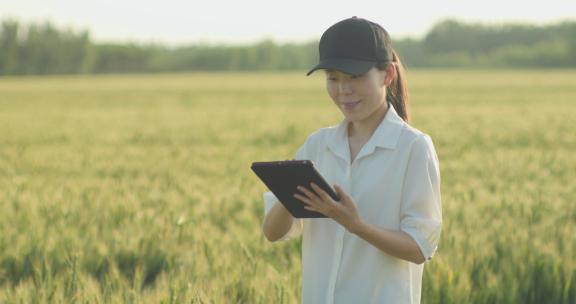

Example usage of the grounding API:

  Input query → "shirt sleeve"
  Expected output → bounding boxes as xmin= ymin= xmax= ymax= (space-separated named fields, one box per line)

xmin=399 ymin=134 xmax=442 ymax=261
xmin=261 ymin=140 xmax=309 ymax=241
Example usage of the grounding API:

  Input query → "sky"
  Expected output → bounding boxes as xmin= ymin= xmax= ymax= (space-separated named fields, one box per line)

xmin=2 ymin=0 xmax=575 ymax=45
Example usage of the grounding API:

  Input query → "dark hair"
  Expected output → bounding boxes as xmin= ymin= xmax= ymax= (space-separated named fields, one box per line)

xmin=377 ymin=49 xmax=410 ymax=123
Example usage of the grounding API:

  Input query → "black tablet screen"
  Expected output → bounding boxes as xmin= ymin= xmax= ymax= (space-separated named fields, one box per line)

xmin=251 ymin=160 xmax=340 ymax=218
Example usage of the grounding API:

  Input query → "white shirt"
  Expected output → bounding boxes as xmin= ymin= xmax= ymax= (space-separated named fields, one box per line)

xmin=263 ymin=103 xmax=442 ymax=304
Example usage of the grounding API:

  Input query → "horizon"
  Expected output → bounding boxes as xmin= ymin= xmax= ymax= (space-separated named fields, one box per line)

xmin=2 ymin=17 xmax=575 ymax=48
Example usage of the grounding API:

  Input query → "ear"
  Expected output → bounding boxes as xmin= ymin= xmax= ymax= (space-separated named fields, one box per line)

xmin=382 ymin=63 xmax=396 ymax=86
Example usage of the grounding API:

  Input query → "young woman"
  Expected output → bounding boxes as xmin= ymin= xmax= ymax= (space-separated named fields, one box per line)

xmin=262 ymin=17 xmax=442 ymax=304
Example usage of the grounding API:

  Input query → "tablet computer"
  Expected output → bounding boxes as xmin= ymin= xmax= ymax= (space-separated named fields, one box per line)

xmin=251 ymin=160 xmax=340 ymax=218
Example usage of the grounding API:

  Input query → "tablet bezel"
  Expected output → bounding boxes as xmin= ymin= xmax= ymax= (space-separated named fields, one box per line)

xmin=251 ymin=160 xmax=340 ymax=218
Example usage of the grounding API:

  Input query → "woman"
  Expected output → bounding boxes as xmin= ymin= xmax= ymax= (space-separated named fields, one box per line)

xmin=262 ymin=16 xmax=442 ymax=304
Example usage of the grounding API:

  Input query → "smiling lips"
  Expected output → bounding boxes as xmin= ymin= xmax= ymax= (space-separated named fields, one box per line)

xmin=341 ymin=101 xmax=361 ymax=111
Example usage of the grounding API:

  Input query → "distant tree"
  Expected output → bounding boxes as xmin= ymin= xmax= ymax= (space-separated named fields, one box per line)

xmin=0 ymin=19 xmax=20 ymax=75
xmin=1 ymin=18 xmax=576 ymax=76
xmin=423 ymin=19 xmax=576 ymax=67
xmin=93 ymin=43 xmax=156 ymax=73
xmin=393 ymin=38 xmax=426 ymax=68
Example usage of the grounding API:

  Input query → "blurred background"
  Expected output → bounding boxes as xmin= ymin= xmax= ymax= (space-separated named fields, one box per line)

xmin=2 ymin=0 xmax=576 ymax=74
xmin=1 ymin=1 xmax=575 ymax=303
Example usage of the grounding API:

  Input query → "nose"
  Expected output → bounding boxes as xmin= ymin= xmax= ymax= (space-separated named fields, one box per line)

xmin=338 ymin=79 xmax=353 ymax=95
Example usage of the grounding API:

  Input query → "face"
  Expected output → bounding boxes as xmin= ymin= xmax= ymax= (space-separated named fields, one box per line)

xmin=325 ymin=65 xmax=395 ymax=124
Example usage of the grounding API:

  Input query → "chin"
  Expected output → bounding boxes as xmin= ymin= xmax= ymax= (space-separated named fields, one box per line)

xmin=342 ymin=113 xmax=363 ymax=123
xmin=343 ymin=115 xmax=356 ymax=121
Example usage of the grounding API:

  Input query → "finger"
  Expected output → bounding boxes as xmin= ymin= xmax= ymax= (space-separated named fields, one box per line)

xmin=295 ymin=194 xmax=321 ymax=213
xmin=334 ymin=185 xmax=349 ymax=199
xmin=297 ymin=185 xmax=321 ymax=201
xmin=310 ymin=183 xmax=332 ymax=202
xmin=293 ymin=193 xmax=312 ymax=206
xmin=294 ymin=193 xmax=323 ymax=211
xmin=303 ymin=205 xmax=318 ymax=212
xmin=334 ymin=185 xmax=353 ymax=205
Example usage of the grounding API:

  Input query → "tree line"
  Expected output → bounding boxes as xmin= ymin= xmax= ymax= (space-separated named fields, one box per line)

xmin=1 ymin=18 xmax=575 ymax=75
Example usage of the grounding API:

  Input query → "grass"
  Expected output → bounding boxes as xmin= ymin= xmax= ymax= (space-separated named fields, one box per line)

xmin=0 ymin=70 xmax=574 ymax=303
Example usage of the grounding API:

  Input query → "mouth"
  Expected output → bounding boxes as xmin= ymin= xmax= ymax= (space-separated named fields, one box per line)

xmin=341 ymin=100 xmax=361 ymax=111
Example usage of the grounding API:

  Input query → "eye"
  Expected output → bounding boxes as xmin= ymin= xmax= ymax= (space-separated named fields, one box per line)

xmin=326 ymin=74 xmax=337 ymax=81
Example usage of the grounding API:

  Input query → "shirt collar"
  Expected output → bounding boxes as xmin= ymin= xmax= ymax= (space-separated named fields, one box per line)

xmin=327 ymin=102 xmax=406 ymax=162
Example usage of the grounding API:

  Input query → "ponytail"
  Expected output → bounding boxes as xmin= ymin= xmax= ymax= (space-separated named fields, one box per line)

xmin=378 ymin=49 xmax=410 ymax=122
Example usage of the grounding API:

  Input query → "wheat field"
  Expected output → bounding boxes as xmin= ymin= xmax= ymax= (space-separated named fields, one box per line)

xmin=0 ymin=70 xmax=574 ymax=303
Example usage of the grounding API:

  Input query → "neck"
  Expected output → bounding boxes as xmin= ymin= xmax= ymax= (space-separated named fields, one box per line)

xmin=348 ymin=101 xmax=389 ymax=139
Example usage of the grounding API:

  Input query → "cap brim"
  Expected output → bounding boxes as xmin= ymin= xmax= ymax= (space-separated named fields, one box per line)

xmin=306 ymin=58 xmax=376 ymax=76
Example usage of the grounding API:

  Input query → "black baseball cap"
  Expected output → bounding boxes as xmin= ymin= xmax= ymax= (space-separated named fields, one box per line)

xmin=307 ymin=17 xmax=393 ymax=76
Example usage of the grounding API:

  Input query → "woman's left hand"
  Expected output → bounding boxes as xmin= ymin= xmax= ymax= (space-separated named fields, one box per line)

xmin=294 ymin=183 xmax=363 ymax=233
